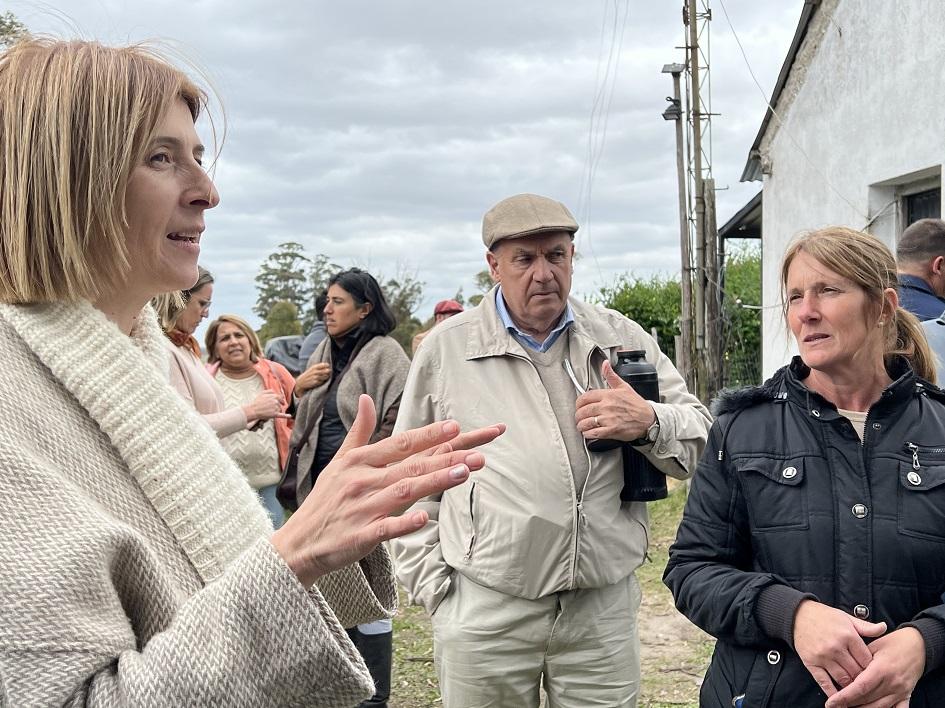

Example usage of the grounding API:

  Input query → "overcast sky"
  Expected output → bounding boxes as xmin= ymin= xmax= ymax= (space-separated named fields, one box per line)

xmin=15 ymin=1 xmax=800 ymax=334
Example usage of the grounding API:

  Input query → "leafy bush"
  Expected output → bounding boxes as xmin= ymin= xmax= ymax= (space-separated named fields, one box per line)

xmin=721 ymin=241 xmax=762 ymax=387
xmin=593 ymin=239 xmax=762 ymax=389
xmin=594 ymin=274 xmax=682 ymax=363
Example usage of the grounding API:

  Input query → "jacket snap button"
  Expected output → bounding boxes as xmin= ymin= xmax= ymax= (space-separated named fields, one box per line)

xmin=907 ymin=471 xmax=922 ymax=486
xmin=852 ymin=504 xmax=868 ymax=518
xmin=811 ymin=409 xmax=821 ymax=418
xmin=853 ymin=604 xmax=870 ymax=619
xmin=872 ymin=423 xmax=881 ymax=430
xmin=767 ymin=650 xmax=781 ymax=665
xmin=781 ymin=466 xmax=797 ymax=479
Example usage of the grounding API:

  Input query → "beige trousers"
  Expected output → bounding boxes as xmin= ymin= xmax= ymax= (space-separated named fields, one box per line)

xmin=431 ymin=571 xmax=641 ymax=708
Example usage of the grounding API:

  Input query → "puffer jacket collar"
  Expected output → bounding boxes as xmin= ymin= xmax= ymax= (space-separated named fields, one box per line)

xmin=712 ymin=355 xmax=932 ymax=421
xmin=464 ymin=285 xmax=622 ymax=361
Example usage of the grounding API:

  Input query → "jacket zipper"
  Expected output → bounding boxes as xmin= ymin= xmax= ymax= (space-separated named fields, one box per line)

xmin=567 ymin=345 xmax=602 ymax=589
xmin=905 ymin=442 xmax=945 ymax=470
xmin=510 ymin=350 xmax=582 ymax=587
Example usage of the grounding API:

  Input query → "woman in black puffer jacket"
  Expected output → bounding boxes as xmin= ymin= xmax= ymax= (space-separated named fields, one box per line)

xmin=665 ymin=227 xmax=945 ymax=708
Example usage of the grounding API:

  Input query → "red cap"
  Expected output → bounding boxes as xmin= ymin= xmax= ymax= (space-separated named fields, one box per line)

xmin=434 ymin=299 xmax=464 ymax=316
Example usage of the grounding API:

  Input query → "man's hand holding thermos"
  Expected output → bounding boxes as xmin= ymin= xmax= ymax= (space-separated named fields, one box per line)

xmin=575 ymin=351 xmax=668 ymax=501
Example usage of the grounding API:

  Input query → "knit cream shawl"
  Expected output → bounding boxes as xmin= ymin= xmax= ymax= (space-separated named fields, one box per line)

xmin=0 ymin=300 xmax=272 ymax=583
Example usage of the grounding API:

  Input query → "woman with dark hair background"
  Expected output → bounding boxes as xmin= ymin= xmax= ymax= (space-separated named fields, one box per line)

xmin=285 ymin=267 xmax=410 ymax=708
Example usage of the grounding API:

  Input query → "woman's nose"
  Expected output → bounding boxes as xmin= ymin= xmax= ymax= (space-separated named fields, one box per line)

xmin=796 ymin=295 xmax=819 ymax=321
xmin=184 ymin=168 xmax=220 ymax=210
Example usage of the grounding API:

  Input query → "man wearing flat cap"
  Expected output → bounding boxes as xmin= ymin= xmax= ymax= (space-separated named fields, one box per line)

xmin=393 ymin=193 xmax=710 ymax=707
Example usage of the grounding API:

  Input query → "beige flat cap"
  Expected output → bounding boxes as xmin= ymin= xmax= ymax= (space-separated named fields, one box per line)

xmin=482 ymin=193 xmax=579 ymax=248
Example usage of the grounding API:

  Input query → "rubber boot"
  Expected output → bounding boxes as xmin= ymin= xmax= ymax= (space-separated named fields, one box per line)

xmin=346 ymin=627 xmax=392 ymax=708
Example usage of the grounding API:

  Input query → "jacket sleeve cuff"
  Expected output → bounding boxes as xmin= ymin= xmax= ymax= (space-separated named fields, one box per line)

xmin=754 ymin=584 xmax=816 ymax=646
xmin=313 ymin=545 xmax=397 ymax=629
xmin=900 ymin=617 xmax=945 ymax=674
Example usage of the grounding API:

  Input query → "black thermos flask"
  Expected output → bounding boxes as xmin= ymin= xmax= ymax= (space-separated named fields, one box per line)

xmin=615 ymin=350 xmax=668 ymax=502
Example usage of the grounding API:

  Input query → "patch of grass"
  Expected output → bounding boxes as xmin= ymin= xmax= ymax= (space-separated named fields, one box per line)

xmin=391 ymin=593 xmax=440 ymax=708
xmin=637 ymin=479 xmax=690 ymax=597
xmin=637 ymin=480 xmax=714 ymax=708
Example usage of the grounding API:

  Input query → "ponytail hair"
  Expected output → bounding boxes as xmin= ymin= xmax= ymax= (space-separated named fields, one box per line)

xmin=892 ymin=307 xmax=936 ymax=383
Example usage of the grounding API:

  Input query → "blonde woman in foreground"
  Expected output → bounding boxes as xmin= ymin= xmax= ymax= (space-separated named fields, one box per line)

xmin=0 ymin=38 xmax=501 ymax=706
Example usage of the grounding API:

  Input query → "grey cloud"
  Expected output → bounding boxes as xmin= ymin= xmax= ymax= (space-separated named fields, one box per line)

xmin=15 ymin=0 xmax=796 ymax=331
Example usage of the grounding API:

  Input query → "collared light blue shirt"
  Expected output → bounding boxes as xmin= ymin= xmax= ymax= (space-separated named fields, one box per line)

xmin=495 ymin=286 xmax=574 ymax=352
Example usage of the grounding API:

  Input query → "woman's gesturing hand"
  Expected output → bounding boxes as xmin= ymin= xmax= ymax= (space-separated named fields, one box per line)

xmin=793 ymin=600 xmax=887 ymax=696
xmin=270 ymin=394 xmax=504 ymax=588
xmin=824 ymin=627 xmax=925 ymax=708
xmin=244 ymin=389 xmax=290 ymax=423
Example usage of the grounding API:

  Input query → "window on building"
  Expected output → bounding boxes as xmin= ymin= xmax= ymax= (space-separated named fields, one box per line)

xmin=905 ymin=188 xmax=942 ymax=225
xmin=869 ymin=167 xmax=941 ymax=247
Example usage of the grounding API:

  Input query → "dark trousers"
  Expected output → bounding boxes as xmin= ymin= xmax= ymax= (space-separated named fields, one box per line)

xmin=346 ymin=627 xmax=392 ymax=708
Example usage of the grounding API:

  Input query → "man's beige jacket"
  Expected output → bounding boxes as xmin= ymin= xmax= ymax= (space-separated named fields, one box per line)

xmin=393 ymin=288 xmax=711 ymax=613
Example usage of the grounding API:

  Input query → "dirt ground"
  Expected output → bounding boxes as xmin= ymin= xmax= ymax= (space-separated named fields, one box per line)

xmin=637 ymin=605 xmax=712 ymax=707
xmin=389 ymin=483 xmax=713 ymax=708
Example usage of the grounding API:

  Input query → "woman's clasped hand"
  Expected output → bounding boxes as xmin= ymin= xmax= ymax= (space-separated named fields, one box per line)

xmin=801 ymin=598 xmax=926 ymax=708
xmin=793 ymin=600 xmax=886 ymax=692
xmin=272 ymin=394 xmax=504 ymax=588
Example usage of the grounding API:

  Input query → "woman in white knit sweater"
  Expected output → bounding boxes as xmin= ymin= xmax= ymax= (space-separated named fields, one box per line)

xmin=0 ymin=38 xmax=502 ymax=706
xmin=205 ymin=313 xmax=297 ymax=529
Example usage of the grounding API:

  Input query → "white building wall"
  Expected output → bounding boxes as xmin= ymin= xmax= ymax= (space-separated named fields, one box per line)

xmin=758 ymin=0 xmax=945 ymax=377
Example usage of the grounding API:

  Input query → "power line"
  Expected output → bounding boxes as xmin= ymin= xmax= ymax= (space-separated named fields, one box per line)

xmin=715 ymin=0 xmax=869 ymax=223
xmin=577 ymin=0 xmax=630 ymax=282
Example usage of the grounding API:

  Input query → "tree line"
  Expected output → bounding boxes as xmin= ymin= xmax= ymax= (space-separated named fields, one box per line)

xmin=254 ymin=240 xmax=762 ymax=387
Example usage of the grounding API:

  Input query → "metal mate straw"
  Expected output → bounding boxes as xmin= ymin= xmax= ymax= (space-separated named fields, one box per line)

xmin=563 ymin=359 xmax=586 ymax=396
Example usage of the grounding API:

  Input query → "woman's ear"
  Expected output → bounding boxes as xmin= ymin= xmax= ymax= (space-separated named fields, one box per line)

xmin=359 ymin=302 xmax=374 ymax=319
xmin=882 ymin=287 xmax=899 ymax=321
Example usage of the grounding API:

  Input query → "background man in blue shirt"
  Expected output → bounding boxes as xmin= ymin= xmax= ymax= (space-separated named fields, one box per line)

xmin=896 ymin=218 xmax=945 ymax=321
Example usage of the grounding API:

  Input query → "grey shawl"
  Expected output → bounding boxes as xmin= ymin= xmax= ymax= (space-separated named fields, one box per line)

xmin=292 ymin=334 xmax=411 ymax=501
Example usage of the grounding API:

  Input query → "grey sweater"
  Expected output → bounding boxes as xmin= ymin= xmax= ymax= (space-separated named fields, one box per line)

xmin=0 ymin=301 xmax=396 ymax=707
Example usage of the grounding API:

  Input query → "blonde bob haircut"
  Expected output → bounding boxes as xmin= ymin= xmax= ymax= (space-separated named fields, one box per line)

xmin=780 ymin=226 xmax=936 ymax=383
xmin=0 ymin=38 xmax=206 ymax=303
xmin=205 ymin=314 xmax=263 ymax=367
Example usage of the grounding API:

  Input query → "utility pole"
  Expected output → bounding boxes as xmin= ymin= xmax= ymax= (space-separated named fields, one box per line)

xmin=704 ymin=177 xmax=722 ymax=393
xmin=687 ymin=0 xmax=706 ymax=390
xmin=661 ymin=63 xmax=693 ymax=390
xmin=683 ymin=0 xmax=722 ymax=402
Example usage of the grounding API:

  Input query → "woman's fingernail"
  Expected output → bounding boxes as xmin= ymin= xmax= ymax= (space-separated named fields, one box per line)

xmin=442 ymin=421 xmax=459 ymax=435
xmin=449 ymin=465 xmax=468 ymax=480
